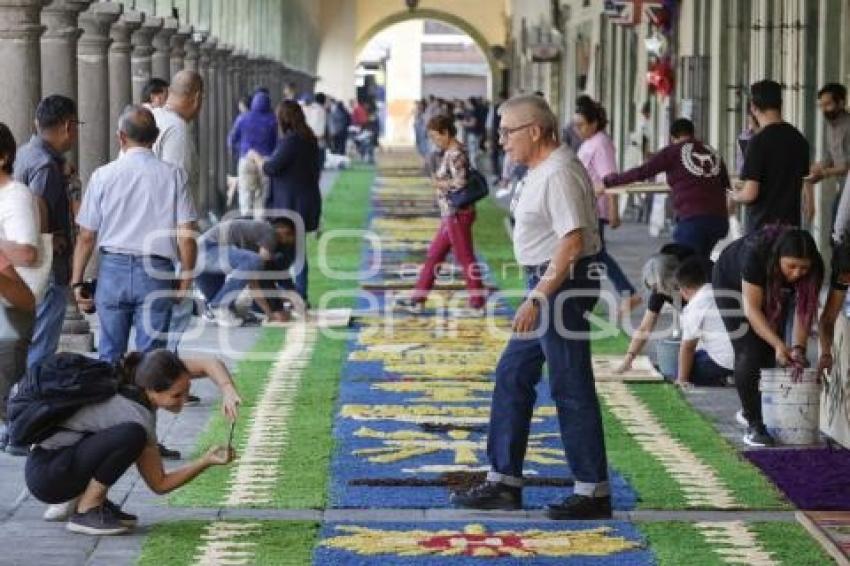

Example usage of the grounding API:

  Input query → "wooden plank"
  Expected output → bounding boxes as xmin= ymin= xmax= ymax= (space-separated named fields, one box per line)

xmin=797 ymin=511 xmax=850 ymax=566
xmin=592 ymin=354 xmax=664 ymax=382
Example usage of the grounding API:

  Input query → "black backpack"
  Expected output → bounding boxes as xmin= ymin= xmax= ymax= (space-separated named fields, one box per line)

xmin=7 ymin=353 xmax=120 ymax=446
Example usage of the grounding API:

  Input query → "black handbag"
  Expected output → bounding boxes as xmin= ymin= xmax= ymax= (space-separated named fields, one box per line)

xmin=447 ymin=168 xmax=489 ymax=208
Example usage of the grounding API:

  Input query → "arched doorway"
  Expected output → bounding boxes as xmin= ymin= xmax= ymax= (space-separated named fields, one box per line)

xmin=357 ymin=16 xmax=496 ymax=147
xmin=356 ymin=8 xmax=502 ymax=97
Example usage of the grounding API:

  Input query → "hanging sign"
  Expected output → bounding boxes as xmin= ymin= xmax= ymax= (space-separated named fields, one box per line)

xmin=604 ymin=0 xmax=665 ymax=27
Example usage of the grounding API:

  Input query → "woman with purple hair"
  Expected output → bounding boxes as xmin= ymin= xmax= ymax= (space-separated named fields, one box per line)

xmin=712 ymin=226 xmax=824 ymax=447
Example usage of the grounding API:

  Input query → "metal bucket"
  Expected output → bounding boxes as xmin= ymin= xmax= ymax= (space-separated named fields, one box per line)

xmin=655 ymin=339 xmax=680 ymax=382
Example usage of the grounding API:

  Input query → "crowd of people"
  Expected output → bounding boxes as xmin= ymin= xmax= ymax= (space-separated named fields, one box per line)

xmin=399 ymin=81 xmax=850 ymax=519
xmin=0 ymin=70 xmax=337 ymax=535
xmin=414 ymin=95 xmax=500 ymax=173
xmin=2 ymin=66 xmax=850 ymax=534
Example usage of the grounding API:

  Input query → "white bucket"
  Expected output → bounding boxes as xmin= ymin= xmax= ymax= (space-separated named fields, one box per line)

xmin=760 ymin=368 xmax=821 ymax=445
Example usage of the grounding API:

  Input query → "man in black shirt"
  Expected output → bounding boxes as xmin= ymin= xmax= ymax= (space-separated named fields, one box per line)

xmin=733 ymin=80 xmax=810 ymax=233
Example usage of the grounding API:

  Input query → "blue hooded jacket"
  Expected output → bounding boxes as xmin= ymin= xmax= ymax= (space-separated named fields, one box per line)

xmin=227 ymin=91 xmax=279 ymax=157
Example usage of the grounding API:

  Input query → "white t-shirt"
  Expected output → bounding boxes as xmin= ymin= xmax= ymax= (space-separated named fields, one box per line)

xmin=303 ymin=102 xmax=327 ymax=140
xmin=0 ymin=181 xmax=39 ymax=247
xmin=152 ymin=106 xmax=198 ymax=207
xmin=510 ymin=145 xmax=601 ymax=266
xmin=680 ymin=284 xmax=734 ymax=370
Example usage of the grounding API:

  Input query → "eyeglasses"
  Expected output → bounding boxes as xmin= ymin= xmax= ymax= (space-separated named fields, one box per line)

xmin=498 ymin=122 xmax=534 ymax=139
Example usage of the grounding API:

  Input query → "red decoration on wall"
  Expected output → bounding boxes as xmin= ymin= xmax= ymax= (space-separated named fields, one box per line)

xmin=647 ymin=59 xmax=674 ymax=98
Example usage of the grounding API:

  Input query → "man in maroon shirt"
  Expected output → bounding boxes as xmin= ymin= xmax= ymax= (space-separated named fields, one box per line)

xmin=603 ymin=118 xmax=730 ymax=260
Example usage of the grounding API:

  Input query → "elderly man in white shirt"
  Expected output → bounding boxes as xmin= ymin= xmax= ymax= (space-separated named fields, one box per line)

xmin=71 ymin=105 xmax=198 ymax=363
xmin=451 ymin=95 xmax=611 ymax=520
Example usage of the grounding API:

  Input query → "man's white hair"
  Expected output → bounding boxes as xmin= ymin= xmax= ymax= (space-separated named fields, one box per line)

xmin=498 ymin=94 xmax=559 ymax=141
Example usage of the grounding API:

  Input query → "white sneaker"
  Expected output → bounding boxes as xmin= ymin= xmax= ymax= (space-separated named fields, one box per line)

xmin=211 ymin=307 xmax=244 ymax=328
xmin=449 ymin=307 xmax=486 ymax=318
xmin=43 ymin=497 xmax=79 ymax=522
xmin=743 ymin=425 xmax=775 ymax=447
xmin=735 ymin=409 xmax=748 ymax=428
xmin=393 ymin=298 xmax=424 ymax=314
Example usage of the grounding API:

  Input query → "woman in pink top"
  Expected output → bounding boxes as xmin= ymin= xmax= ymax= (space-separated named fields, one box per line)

xmin=574 ymin=100 xmax=641 ymax=314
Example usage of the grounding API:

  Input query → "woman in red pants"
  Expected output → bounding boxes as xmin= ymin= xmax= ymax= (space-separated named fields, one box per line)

xmin=395 ymin=114 xmax=485 ymax=314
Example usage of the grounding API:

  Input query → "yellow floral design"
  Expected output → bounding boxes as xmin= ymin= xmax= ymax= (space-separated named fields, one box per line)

xmin=340 ymin=404 xmax=556 ymax=426
xmin=372 ymin=380 xmax=494 ymax=403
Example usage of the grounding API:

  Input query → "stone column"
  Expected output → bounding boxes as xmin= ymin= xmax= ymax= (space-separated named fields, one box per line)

xmin=169 ymin=23 xmax=192 ymax=77
xmin=270 ymin=61 xmax=284 ymax=106
xmin=58 ymin=1 xmax=121 ymax=354
xmin=243 ymin=56 xmax=256 ymax=93
xmin=183 ymin=31 xmax=200 ymax=72
xmin=229 ymin=50 xmax=246 ymax=101
xmin=108 ymin=9 xmax=143 ymax=159
xmin=226 ymin=49 xmax=244 ymax=181
xmin=40 ymin=0 xmax=91 ymax=98
xmin=198 ymin=35 xmax=217 ymax=215
xmin=129 ymin=15 xmax=162 ymax=103
xmin=214 ymin=43 xmax=233 ymax=216
xmin=0 ymin=1 xmax=45 ymax=143
xmin=257 ymin=58 xmax=269 ymax=98
xmin=77 ymin=1 xmax=121 ymax=187
xmin=40 ymin=0 xmax=91 ymax=167
xmin=150 ymin=16 xmax=176 ymax=81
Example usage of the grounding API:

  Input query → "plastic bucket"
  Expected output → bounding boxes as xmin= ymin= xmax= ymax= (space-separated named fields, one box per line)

xmin=655 ymin=339 xmax=680 ymax=382
xmin=760 ymin=368 xmax=821 ymax=445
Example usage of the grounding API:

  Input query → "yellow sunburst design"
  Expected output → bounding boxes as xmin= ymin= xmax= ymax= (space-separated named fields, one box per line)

xmin=340 ymin=404 xmax=556 ymax=425
xmin=350 ymin=349 xmax=497 ymax=365
xmin=352 ymin=427 xmax=562 ymax=466
xmin=372 ymin=380 xmax=494 ymax=403
xmin=357 ymin=314 xmax=509 ymax=331
xmin=321 ymin=523 xmax=641 ymax=558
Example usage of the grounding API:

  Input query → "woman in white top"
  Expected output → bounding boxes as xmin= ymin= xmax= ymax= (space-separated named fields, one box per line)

xmin=0 ymin=122 xmax=41 ymax=451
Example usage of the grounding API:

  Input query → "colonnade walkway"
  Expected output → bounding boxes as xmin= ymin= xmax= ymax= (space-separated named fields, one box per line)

xmin=0 ymin=153 xmax=839 ymax=565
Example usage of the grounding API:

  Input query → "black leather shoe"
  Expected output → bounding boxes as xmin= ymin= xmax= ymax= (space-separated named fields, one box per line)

xmin=450 ymin=481 xmax=522 ymax=510
xmin=158 ymin=443 xmax=181 ymax=460
xmin=545 ymin=494 xmax=612 ymax=520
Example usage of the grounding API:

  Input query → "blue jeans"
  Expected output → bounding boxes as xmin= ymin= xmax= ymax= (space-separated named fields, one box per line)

xmin=486 ymin=258 xmax=609 ymax=496
xmin=196 ymin=243 xmax=264 ymax=309
xmin=673 ymin=215 xmax=729 ymax=260
xmin=95 ymin=253 xmax=174 ymax=363
xmin=690 ymin=350 xmax=733 ymax=387
xmin=294 ymin=256 xmax=308 ymax=302
xmin=598 ymin=220 xmax=635 ymax=295
xmin=26 ymin=274 xmax=68 ymax=370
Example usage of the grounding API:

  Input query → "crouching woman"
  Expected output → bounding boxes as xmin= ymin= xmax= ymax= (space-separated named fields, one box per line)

xmin=25 ymin=349 xmax=241 ymax=536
